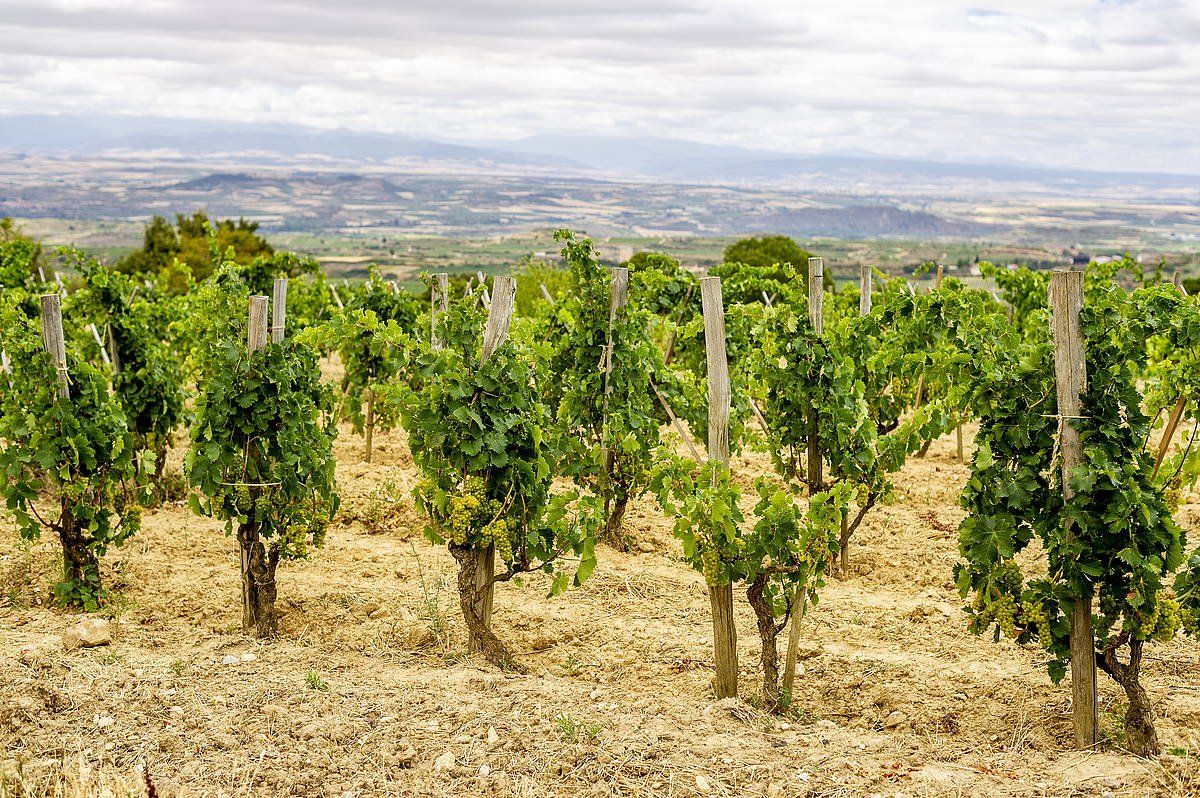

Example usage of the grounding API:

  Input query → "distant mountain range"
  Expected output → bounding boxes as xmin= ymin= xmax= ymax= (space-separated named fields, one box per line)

xmin=3 ymin=113 xmax=1198 ymax=195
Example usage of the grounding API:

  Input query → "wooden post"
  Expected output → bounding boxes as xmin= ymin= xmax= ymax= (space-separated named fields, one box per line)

xmin=481 ymin=276 xmax=515 ymax=360
xmin=54 ymin=272 xmax=67 ymax=297
xmin=859 ymin=264 xmax=872 ymax=316
xmin=329 ymin=284 xmax=344 ymax=310
xmin=271 ymin=278 xmax=287 ymax=343
xmin=540 ymin=284 xmax=556 ymax=305
xmin=431 ymin=273 xmax=449 ymax=351
xmin=88 ymin=324 xmax=111 ymax=366
xmin=934 ymin=263 xmax=944 ymax=290
xmin=806 ymin=258 xmax=824 ymax=492
xmin=469 ymin=275 xmax=516 ymax=653
xmin=40 ymin=295 xmax=69 ymax=400
xmin=600 ymin=268 xmax=630 ymax=538
xmin=1173 ymin=268 xmax=1183 ymax=291
xmin=247 ymin=296 xmax=269 ymax=353
xmin=700 ymin=276 xmax=737 ymax=699
xmin=1049 ymin=269 xmax=1097 ymax=750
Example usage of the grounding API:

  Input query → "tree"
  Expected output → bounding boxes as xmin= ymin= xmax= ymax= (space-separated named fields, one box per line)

xmin=117 ymin=211 xmax=273 ymax=284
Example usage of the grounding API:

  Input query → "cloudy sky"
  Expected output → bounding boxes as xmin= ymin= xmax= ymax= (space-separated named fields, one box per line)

xmin=1 ymin=0 xmax=1198 ymax=172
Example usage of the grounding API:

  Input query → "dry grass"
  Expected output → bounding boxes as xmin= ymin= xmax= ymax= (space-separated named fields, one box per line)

xmin=1 ymin=424 xmax=1199 ymax=797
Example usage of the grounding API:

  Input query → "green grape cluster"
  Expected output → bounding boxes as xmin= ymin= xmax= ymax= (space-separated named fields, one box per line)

xmin=481 ymin=517 xmax=515 ymax=562
xmin=449 ymin=494 xmax=483 ymax=544
xmin=235 ymin=484 xmax=253 ymax=514
xmin=1163 ymin=485 xmax=1182 ymax=513
xmin=1019 ymin=598 xmax=1048 ymax=637
xmin=1136 ymin=593 xmax=1182 ymax=643
xmin=699 ymin=544 xmax=722 ymax=587
xmin=971 ymin=591 xmax=1018 ymax=638
xmin=1183 ymin=607 xmax=1199 ymax=637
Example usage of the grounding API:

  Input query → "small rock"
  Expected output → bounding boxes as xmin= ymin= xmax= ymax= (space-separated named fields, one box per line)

xmin=168 ymin=706 xmax=183 ymax=715
xmin=368 ymin=607 xmax=390 ymax=620
xmin=221 ymin=655 xmax=240 ymax=666
xmin=486 ymin=726 xmax=500 ymax=746
xmin=94 ymin=714 xmax=114 ymax=729
xmin=395 ymin=745 xmax=417 ymax=767
xmin=882 ymin=710 xmax=907 ymax=729
xmin=63 ymin=618 xmax=111 ymax=650
xmin=695 ymin=775 xmax=713 ymax=793
xmin=478 ymin=764 xmax=492 ymax=776
xmin=240 ymin=653 xmax=257 ymax=663
xmin=636 ymin=541 xmax=655 ymax=553
xmin=433 ymin=751 xmax=455 ymax=772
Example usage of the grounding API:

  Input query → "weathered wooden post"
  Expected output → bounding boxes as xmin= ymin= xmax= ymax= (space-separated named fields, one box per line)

xmin=431 ymin=273 xmax=449 ymax=351
xmin=700 ymin=275 xmax=738 ymax=699
xmin=40 ymin=294 xmax=70 ymax=400
xmin=470 ymin=275 xmax=516 ymax=653
xmin=806 ymin=257 xmax=824 ymax=493
xmin=859 ymin=264 xmax=872 ymax=316
xmin=1049 ymin=269 xmax=1097 ymax=750
xmin=271 ymin=278 xmax=288 ymax=343
xmin=600 ymin=267 xmax=630 ymax=541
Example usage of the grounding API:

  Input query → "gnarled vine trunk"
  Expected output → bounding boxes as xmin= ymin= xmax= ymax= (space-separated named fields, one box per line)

xmin=238 ymin=521 xmax=280 ymax=638
xmin=57 ymin=502 xmax=100 ymax=602
xmin=746 ymin=573 xmax=782 ymax=711
xmin=602 ymin=494 xmax=630 ymax=551
xmin=1099 ymin=637 xmax=1159 ymax=756
xmin=450 ymin=544 xmax=523 ymax=672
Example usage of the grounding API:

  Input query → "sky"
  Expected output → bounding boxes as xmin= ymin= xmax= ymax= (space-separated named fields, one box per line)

xmin=1 ymin=0 xmax=1198 ymax=173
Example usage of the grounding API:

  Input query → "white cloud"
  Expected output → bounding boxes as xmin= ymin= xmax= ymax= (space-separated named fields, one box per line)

xmin=0 ymin=0 xmax=1197 ymax=171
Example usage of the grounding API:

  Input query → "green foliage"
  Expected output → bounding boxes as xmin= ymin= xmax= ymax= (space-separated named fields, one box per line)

xmin=950 ymin=279 xmax=1188 ymax=682
xmin=185 ymin=301 xmax=338 ymax=560
xmin=70 ymin=255 xmax=185 ymax=488
xmin=752 ymin=293 xmax=950 ymax=558
xmin=0 ymin=298 xmax=140 ymax=608
xmin=399 ymin=285 xmax=598 ymax=593
xmin=513 ymin=256 xmax=570 ymax=319
xmin=332 ymin=269 xmax=422 ymax=434
xmin=980 ymin=262 xmax=1049 ymax=335
xmin=0 ymin=219 xmax=51 ymax=318
xmin=544 ymin=231 xmax=671 ymax=541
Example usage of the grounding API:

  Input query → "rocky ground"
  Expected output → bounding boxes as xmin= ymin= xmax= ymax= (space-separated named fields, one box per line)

xmin=1 ymin=424 xmax=1199 ymax=797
